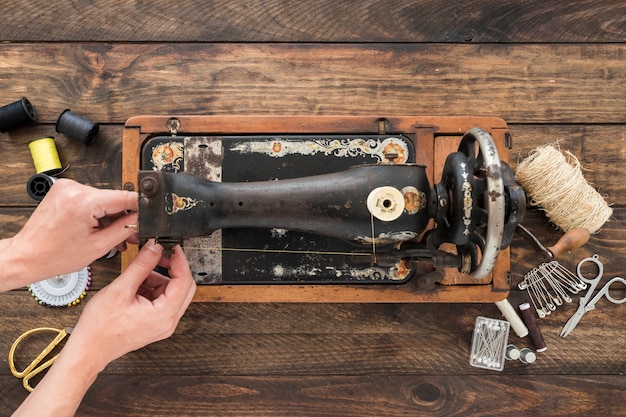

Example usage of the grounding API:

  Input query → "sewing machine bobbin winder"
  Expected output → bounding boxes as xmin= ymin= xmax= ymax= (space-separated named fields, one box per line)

xmin=122 ymin=116 xmax=524 ymax=303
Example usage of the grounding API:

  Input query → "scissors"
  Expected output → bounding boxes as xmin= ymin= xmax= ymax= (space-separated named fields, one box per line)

xmin=8 ymin=327 xmax=72 ymax=392
xmin=560 ymin=254 xmax=626 ymax=338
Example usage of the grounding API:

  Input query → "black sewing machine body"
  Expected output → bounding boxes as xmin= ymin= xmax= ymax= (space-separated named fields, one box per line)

xmin=137 ymin=129 xmax=524 ymax=286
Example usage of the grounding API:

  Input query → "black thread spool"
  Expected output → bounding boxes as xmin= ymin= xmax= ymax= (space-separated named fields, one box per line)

xmin=519 ymin=302 xmax=547 ymax=352
xmin=56 ymin=109 xmax=99 ymax=146
xmin=0 ymin=97 xmax=37 ymax=133
xmin=26 ymin=173 xmax=57 ymax=201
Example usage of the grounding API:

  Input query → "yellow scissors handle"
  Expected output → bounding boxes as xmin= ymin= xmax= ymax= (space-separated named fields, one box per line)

xmin=9 ymin=327 xmax=70 ymax=392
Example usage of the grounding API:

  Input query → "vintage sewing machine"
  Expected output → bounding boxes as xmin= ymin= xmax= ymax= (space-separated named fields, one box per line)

xmin=122 ymin=116 xmax=524 ymax=303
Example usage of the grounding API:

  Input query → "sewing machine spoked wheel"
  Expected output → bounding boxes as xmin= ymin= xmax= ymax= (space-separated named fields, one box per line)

xmin=436 ymin=128 xmax=505 ymax=278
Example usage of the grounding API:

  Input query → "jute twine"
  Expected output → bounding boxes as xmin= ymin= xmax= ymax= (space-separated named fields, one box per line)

xmin=515 ymin=144 xmax=612 ymax=234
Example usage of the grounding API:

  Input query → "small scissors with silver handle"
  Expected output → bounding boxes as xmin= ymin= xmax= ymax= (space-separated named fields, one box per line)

xmin=560 ymin=254 xmax=626 ymax=338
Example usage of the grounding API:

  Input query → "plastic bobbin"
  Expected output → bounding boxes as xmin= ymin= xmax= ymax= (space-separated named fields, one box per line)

xmin=26 ymin=173 xmax=57 ymax=201
xmin=28 ymin=266 xmax=92 ymax=307
xmin=56 ymin=109 xmax=99 ymax=146
xmin=366 ymin=186 xmax=405 ymax=221
xmin=0 ymin=97 xmax=37 ymax=133
xmin=519 ymin=348 xmax=537 ymax=364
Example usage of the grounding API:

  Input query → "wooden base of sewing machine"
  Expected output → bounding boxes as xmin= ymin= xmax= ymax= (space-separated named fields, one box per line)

xmin=122 ymin=115 xmax=511 ymax=302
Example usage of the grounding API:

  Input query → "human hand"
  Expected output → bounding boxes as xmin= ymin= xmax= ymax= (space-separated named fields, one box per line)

xmin=10 ymin=242 xmax=196 ymax=417
xmin=9 ymin=179 xmax=138 ymax=281
xmin=67 ymin=241 xmax=196 ymax=370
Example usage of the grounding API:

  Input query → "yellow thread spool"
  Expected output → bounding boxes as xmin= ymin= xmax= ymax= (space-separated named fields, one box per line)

xmin=29 ymin=137 xmax=62 ymax=175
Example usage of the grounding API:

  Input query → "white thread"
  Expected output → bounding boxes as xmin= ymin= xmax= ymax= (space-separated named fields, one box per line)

xmin=495 ymin=298 xmax=529 ymax=338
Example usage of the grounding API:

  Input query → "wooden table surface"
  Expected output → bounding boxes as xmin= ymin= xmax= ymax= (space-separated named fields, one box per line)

xmin=1 ymin=1 xmax=624 ymax=415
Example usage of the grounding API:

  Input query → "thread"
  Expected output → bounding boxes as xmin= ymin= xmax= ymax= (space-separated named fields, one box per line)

xmin=515 ymin=144 xmax=612 ymax=234
xmin=519 ymin=348 xmax=536 ymax=364
xmin=505 ymin=344 xmax=520 ymax=360
xmin=495 ymin=298 xmax=529 ymax=338
xmin=29 ymin=137 xmax=62 ymax=175
xmin=56 ymin=109 xmax=99 ymax=146
xmin=519 ymin=302 xmax=547 ymax=352
xmin=0 ymin=97 xmax=37 ymax=133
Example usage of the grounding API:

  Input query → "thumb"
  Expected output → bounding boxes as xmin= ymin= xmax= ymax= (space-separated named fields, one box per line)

xmin=116 ymin=240 xmax=164 ymax=297
xmin=94 ymin=212 xmax=138 ymax=251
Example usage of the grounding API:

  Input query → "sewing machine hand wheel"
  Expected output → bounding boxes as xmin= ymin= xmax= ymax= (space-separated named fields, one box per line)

xmin=434 ymin=128 xmax=505 ymax=278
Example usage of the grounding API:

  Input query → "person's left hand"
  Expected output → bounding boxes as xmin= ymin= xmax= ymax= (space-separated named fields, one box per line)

xmin=10 ymin=242 xmax=196 ymax=417
xmin=67 ymin=241 xmax=196 ymax=369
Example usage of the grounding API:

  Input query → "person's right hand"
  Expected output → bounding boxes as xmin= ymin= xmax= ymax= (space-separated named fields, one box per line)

xmin=7 ymin=179 xmax=138 ymax=285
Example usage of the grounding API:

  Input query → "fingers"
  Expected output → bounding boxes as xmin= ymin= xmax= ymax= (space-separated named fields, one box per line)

xmin=116 ymin=240 xmax=165 ymax=298
xmin=87 ymin=189 xmax=138 ymax=220
xmin=137 ymin=271 xmax=169 ymax=301
xmin=91 ymin=212 xmax=138 ymax=257
xmin=154 ymin=245 xmax=196 ymax=314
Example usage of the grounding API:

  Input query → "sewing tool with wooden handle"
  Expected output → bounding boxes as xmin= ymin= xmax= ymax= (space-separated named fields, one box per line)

xmin=517 ymin=226 xmax=590 ymax=318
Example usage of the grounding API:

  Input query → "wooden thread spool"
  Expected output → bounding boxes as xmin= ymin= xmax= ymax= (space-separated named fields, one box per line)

xmin=519 ymin=302 xmax=547 ymax=352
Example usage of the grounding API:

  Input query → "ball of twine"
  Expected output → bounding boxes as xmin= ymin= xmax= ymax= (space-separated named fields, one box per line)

xmin=515 ymin=144 xmax=612 ymax=234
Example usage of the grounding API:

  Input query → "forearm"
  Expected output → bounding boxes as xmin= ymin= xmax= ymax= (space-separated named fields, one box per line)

xmin=0 ymin=237 xmax=37 ymax=293
xmin=12 ymin=335 xmax=105 ymax=417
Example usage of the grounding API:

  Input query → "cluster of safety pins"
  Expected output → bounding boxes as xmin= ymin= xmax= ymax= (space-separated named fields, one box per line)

xmin=518 ymin=260 xmax=587 ymax=318
xmin=1 ymin=97 xmax=103 ymax=308
xmin=470 ymin=254 xmax=626 ymax=371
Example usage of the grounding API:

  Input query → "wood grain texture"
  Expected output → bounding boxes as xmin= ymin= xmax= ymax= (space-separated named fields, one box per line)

xmin=1 ymin=44 xmax=625 ymax=124
xmin=1 ymin=290 xmax=623 ymax=379
xmin=1 ymin=0 xmax=625 ymax=43
xmin=2 ymin=374 xmax=625 ymax=417
xmin=1 ymin=1 xmax=625 ymax=415
xmin=2 ymin=124 xmax=624 ymax=206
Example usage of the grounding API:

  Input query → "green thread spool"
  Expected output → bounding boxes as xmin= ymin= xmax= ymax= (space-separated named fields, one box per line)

xmin=29 ymin=137 xmax=62 ymax=175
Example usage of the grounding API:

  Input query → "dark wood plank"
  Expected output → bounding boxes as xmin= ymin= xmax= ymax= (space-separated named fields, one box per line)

xmin=0 ymin=0 xmax=624 ymax=43
xmin=2 ymin=374 xmax=624 ymax=417
xmin=1 ymin=290 xmax=624 ymax=378
xmin=0 ymin=44 xmax=625 ymax=124
xmin=0 ymin=125 xmax=123 ymax=206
